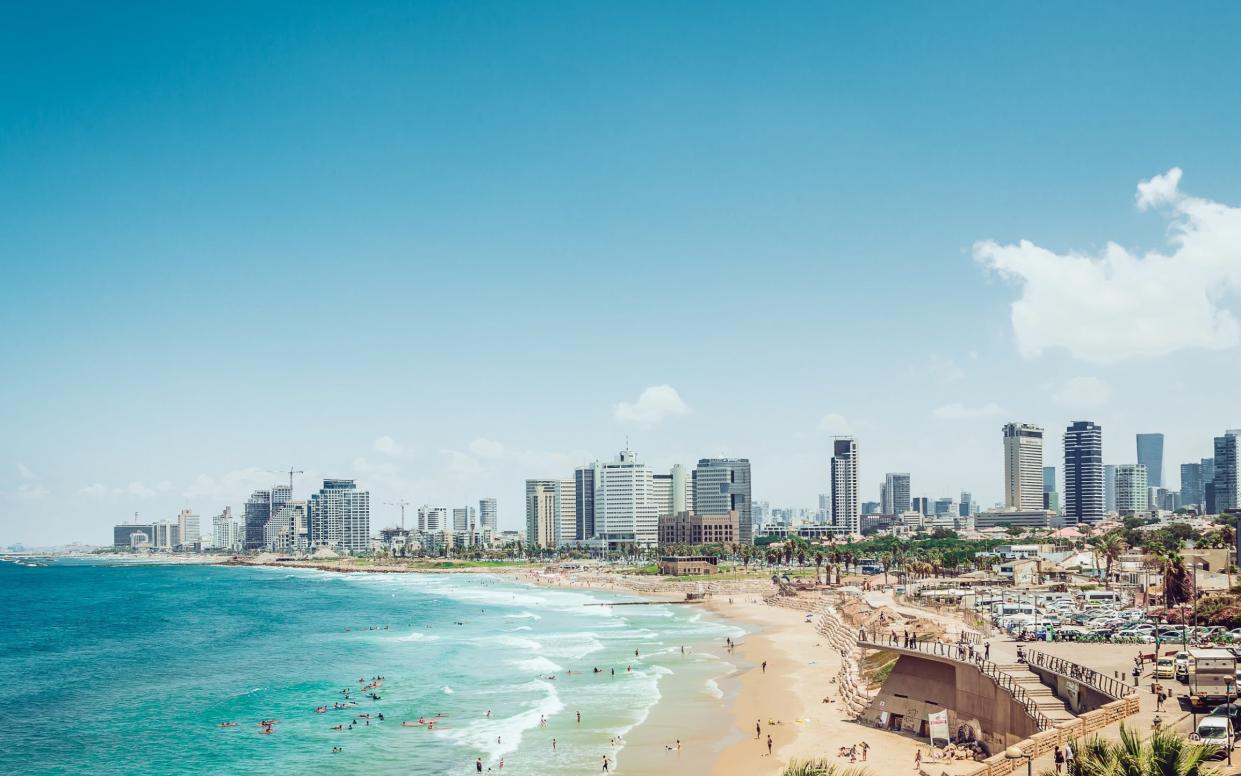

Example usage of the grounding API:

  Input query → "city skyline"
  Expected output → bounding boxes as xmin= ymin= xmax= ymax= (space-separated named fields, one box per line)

xmin=5 ymin=3 xmax=1241 ymax=545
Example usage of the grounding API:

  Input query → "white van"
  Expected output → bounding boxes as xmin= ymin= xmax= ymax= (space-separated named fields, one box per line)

xmin=1083 ymin=590 xmax=1122 ymax=607
xmin=1193 ymin=715 xmax=1236 ymax=753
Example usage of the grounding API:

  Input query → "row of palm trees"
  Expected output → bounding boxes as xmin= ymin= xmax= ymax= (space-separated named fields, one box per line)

xmin=780 ymin=725 xmax=1224 ymax=776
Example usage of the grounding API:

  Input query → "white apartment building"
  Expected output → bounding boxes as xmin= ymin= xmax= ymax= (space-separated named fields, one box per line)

xmin=211 ymin=507 xmax=242 ymax=552
xmin=177 ymin=509 xmax=201 ymax=549
xmin=525 ymin=480 xmax=560 ymax=549
xmin=557 ymin=478 xmax=576 ymax=546
xmin=830 ymin=437 xmax=859 ymax=534
xmin=1115 ymin=464 xmax=1149 ymax=515
xmin=1003 ymin=423 xmax=1044 ymax=511
xmin=596 ymin=449 xmax=662 ymax=546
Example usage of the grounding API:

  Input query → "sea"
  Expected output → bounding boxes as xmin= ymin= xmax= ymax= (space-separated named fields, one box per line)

xmin=0 ymin=558 xmax=744 ymax=775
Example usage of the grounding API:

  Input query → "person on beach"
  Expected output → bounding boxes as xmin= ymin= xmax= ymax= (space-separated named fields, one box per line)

xmin=476 ymin=758 xmax=483 ymax=773
xmin=576 ymin=710 xmax=581 ymax=724
xmin=762 ymin=660 xmax=767 ymax=673
xmin=766 ymin=734 xmax=773 ymax=756
xmin=552 ymin=738 xmax=557 ymax=751
xmin=860 ymin=741 xmax=869 ymax=761
xmin=756 ymin=719 xmax=762 ymax=739
xmin=602 ymin=754 xmax=610 ymax=772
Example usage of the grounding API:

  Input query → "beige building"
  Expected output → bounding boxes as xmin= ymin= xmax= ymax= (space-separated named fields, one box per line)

xmin=657 ymin=511 xmax=739 ymax=545
xmin=1003 ymin=423 xmax=1045 ymax=511
xmin=658 ymin=555 xmax=720 ymax=575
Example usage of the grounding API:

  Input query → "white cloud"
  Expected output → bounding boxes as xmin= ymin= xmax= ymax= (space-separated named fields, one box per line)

xmin=373 ymin=435 xmax=414 ymax=459
xmin=975 ymin=168 xmax=1241 ymax=363
xmin=17 ymin=463 xmax=35 ymax=480
xmin=467 ymin=438 xmax=505 ymax=460
xmin=439 ymin=449 xmax=484 ymax=479
xmin=121 ymin=481 xmax=157 ymax=499
xmin=352 ymin=457 xmax=410 ymax=492
xmin=2 ymin=465 xmax=47 ymax=501
xmin=1051 ymin=376 xmax=1112 ymax=408
xmin=817 ymin=413 xmax=853 ymax=435
xmin=612 ymin=385 xmax=689 ymax=429
xmin=932 ymin=402 xmax=1005 ymax=420
xmin=80 ymin=483 xmax=109 ymax=497
xmin=182 ymin=467 xmax=273 ymax=502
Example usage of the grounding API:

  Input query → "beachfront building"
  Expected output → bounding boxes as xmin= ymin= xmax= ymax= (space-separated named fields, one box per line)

xmin=243 ymin=489 xmax=272 ymax=550
xmin=573 ymin=463 xmax=598 ymax=541
xmin=657 ymin=556 xmax=720 ymax=575
xmin=974 ymin=509 xmax=1058 ymax=531
xmin=266 ymin=500 xmax=308 ymax=552
xmin=1214 ymin=431 xmax=1241 ymax=513
xmin=307 ymin=479 xmax=371 ymax=554
xmin=478 ymin=498 xmax=498 ymax=532
xmin=211 ymin=507 xmax=242 ymax=552
xmin=176 ymin=509 xmax=201 ymax=550
xmin=830 ymin=437 xmax=859 ymax=534
xmin=113 ymin=522 xmax=154 ymax=549
xmin=1003 ymin=423 xmax=1044 ymax=511
xmin=557 ymin=478 xmax=576 ymax=546
xmin=657 ymin=511 xmax=739 ymax=545
xmin=692 ymin=458 xmax=750 ymax=543
xmin=525 ymin=479 xmax=560 ymax=549
xmin=595 ymin=449 xmax=661 ymax=547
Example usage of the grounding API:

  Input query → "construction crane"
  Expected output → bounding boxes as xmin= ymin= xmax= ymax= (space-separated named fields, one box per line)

xmin=267 ymin=467 xmax=304 ymax=493
xmin=385 ymin=499 xmax=411 ymax=530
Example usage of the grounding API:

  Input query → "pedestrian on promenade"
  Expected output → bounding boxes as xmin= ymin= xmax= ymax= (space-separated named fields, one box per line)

xmin=914 ymin=749 xmax=922 ymax=769
xmin=1064 ymin=741 xmax=1075 ymax=774
xmin=984 ymin=642 xmax=990 ymax=660
xmin=1054 ymin=746 xmax=1064 ymax=774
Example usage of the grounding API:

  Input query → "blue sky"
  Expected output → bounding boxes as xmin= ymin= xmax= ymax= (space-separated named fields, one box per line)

xmin=4 ymin=2 xmax=1241 ymax=544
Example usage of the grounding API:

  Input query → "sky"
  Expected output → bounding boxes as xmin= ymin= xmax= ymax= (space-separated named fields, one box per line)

xmin=3 ymin=2 xmax=1241 ymax=545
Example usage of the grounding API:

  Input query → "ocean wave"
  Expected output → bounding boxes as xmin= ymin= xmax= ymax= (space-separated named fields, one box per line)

xmin=509 ymin=656 xmax=563 ymax=673
xmin=396 ymin=632 xmax=440 ymax=642
xmin=441 ymin=686 xmax=454 ymax=694
xmin=492 ymin=635 xmax=542 ymax=651
xmin=509 ymin=625 xmax=533 ymax=632
xmin=504 ymin=611 xmax=542 ymax=621
xmin=440 ymin=678 xmax=564 ymax=761
xmin=538 ymin=632 xmax=604 ymax=660
xmin=704 ymin=677 xmax=724 ymax=699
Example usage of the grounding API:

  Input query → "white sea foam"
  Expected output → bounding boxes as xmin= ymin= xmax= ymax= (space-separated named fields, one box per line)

xmin=493 ymin=635 xmax=542 ymax=651
xmin=539 ymin=632 xmax=605 ymax=659
xmin=704 ymin=677 xmax=724 ymax=699
xmin=504 ymin=611 xmax=542 ymax=621
xmin=441 ymin=686 xmax=454 ymax=694
xmin=441 ymin=678 xmax=564 ymax=761
xmin=510 ymin=656 xmax=563 ymax=673
xmin=510 ymin=625 xmax=533 ymax=632
xmin=396 ymin=632 xmax=440 ymax=643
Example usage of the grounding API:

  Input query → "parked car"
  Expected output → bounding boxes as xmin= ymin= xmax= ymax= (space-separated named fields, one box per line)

xmin=1155 ymin=657 xmax=1176 ymax=679
xmin=1193 ymin=715 xmax=1237 ymax=756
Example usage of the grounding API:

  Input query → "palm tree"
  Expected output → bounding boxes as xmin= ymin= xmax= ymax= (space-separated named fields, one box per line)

xmin=781 ymin=762 xmax=871 ymax=776
xmin=1090 ymin=532 xmax=1128 ymax=589
xmin=1036 ymin=725 xmax=1220 ymax=776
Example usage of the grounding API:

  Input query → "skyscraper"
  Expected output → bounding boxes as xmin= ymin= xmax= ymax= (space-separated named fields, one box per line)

xmin=573 ymin=464 xmax=598 ymax=541
xmin=1214 ymin=431 xmax=1241 ymax=513
xmin=959 ymin=492 xmax=973 ymax=517
xmin=1064 ymin=421 xmax=1104 ymax=524
xmin=177 ymin=508 xmax=201 ymax=549
xmin=693 ymin=458 xmax=753 ymax=543
xmin=882 ymin=473 xmax=911 ymax=516
xmin=1180 ymin=463 xmax=1203 ymax=510
xmin=830 ymin=438 xmax=859 ymax=534
xmin=243 ymin=489 xmax=271 ymax=550
xmin=1104 ymin=464 xmax=1117 ymax=513
xmin=452 ymin=506 xmax=476 ymax=533
xmin=1115 ymin=464 xmax=1149 ymax=515
xmin=1003 ymin=423 xmax=1044 ymax=510
xmin=525 ymin=480 xmax=560 ymax=548
xmin=418 ymin=505 xmax=449 ymax=532
xmin=1042 ymin=465 xmax=1059 ymax=513
xmin=596 ymin=450 xmax=658 ymax=546
xmin=1136 ymin=433 xmax=1165 ymax=488
xmin=211 ymin=507 xmax=242 ymax=552
xmin=557 ymin=478 xmax=577 ymax=546
xmin=478 ymin=498 xmax=498 ymax=532
xmin=308 ymin=479 xmax=371 ymax=553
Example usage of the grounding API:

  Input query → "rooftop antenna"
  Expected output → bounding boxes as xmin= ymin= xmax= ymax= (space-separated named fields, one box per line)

xmin=385 ymin=499 xmax=411 ymax=530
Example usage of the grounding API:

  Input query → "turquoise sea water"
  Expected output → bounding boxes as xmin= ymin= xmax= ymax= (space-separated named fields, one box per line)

xmin=0 ymin=559 xmax=741 ymax=775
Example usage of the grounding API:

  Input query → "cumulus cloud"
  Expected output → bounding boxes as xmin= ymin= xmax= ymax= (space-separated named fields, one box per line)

xmin=932 ymin=402 xmax=1005 ymax=420
xmin=352 ymin=457 xmax=410 ymax=491
xmin=373 ymin=435 xmax=414 ymax=459
xmin=182 ymin=468 xmax=273 ymax=502
xmin=121 ymin=481 xmax=157 ymax=499
xmin=467 ymin=438 xmax=505 ymax=460
xmin=1051 ymin=376 xmax=1112 ymax=408
xmin=975 ymin=168 xmax=1241 ymax=363
xmin=612 ymin=385 xmax=689 ymax=429
xmin=817 ymin=413 xmax=853 ymax=435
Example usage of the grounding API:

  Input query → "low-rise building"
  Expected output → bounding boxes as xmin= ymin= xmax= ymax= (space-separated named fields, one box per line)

xmin=657 ymin=511 xmax=738 ymax=545
xmin=974 ymin=509 xmax=1059 ymax=531
xmin=658 ymin=555 xmax=720 ymax=576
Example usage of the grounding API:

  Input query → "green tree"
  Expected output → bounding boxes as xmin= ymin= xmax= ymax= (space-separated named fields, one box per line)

xmin=1036 ymin=725 xmax=1220 ymax=776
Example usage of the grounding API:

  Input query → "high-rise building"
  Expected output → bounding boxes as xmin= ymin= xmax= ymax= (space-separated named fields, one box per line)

xmin=452 ymin=506 xmax=476 ymax=533
xmin=1115 ymin=464 xmax=1149 ymax=515
xmin=479 ymin=498 xmax=498 ymax=532
xmin=418 ymin=505 xmax=449 ymax=532
xmin=211 ymin=507 xmax=242 ymax=552
xmin=244 ymin=489 xmax=272 ymax=550
xmin=1043 ymin=467 xmax=1056 ymax=494
xmin=1214 ymin=431 xmax=1241 ymax=513
xmin=1003 ymin=423 xmax=1044 ymax=511
xmin=1180 ymin=463 xmax=1204 ymax=510
xmin=1063 ymin=421 xmax=1104 ymax=524
xmin=912 ymin=496 xmax=930 ymax=515
xmin=1202 ymin=458 xmax=1217 ymax=488
xmin=861 ymin=500 xmax=880 ymax=515
xmin=266 ymin=500 xmax=307 ymax=551
xmin=594 ymin=450 xmax=661 ymax=546
xmin=829 ymin=438 xmax=859 ymax=534
xmin=573 ymin=464 xmax=598 ymax=541
xmin=881 ymin=473 xmax=910 ymax=516
xmin=308 ymin=479 xmax=371 ymax=553
xmin=933 ymin=497 xmax=956 ymax=516
xmin=959 ymin=492 xmax=973 ymax=517
xmin=1104 ymin=465 xmax=1117 ymax=513
xmin=1136 ymin=433 xmax=1165 ymax=488
xmin=114 ymin=523 xmax=155 ymax=549
xmin=151 ymin=521 xmax=180 ymax=549
xmin=177 ymin=508 xmax=201 ymax=549
xmin=525 ymin=480 xmax=560 ymax=548
xmin=693 ymin=458 xmax=753 ymax=543
xmin=557 ymin=478 xmax=577 ymax=546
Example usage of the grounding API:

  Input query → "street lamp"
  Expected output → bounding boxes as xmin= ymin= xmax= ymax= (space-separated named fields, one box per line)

xmin=1005 ymin=745 xmax=1032 ymax=776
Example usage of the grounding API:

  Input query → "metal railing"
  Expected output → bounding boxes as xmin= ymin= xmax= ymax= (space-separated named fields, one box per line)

xmin=857 ymin=630 xmax=1054 ymax=731
xmin=1022 ymin=649 xmax=1131 ymax=701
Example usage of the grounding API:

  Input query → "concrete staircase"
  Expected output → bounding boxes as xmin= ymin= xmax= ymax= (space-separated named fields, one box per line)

xmin=991 ymin=662 xmax=1076 ymax=726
